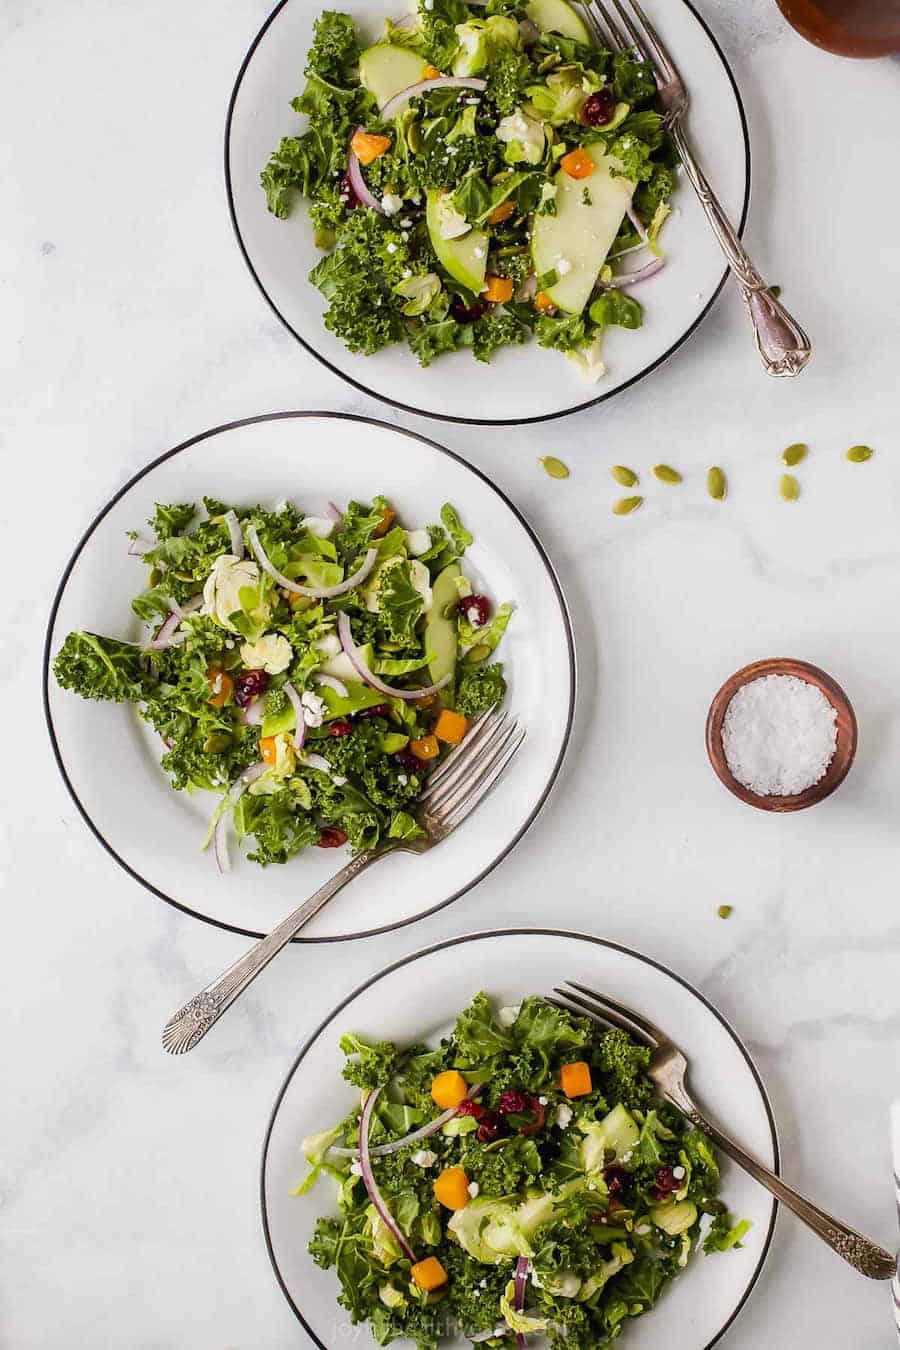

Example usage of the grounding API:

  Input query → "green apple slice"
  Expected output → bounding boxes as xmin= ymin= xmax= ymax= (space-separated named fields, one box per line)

xmin=358 ymin=44 xmax=429 ymax=111
xmin=525 ymin=0 xmax=592 ymax=44
xmin=426 ymin=191 xmax=489 ymax=293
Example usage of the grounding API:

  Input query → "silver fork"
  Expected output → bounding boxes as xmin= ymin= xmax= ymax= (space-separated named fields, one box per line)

xmin=161 ymin=709 xmax=525 ymax=1054
xmin=583 ymin=0 xmax=812 ymax=377
xmin=552 ymin=981 xmax=896 ymax=1279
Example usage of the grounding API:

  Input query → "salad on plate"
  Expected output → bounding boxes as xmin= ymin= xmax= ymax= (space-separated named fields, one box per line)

xmin=261 ymin=0 xmax=676 ymax=379
xmin=299 ymin=992 xmax=749 ymax=1348
xmin=53 ymin=495 xmax=511 ymax=869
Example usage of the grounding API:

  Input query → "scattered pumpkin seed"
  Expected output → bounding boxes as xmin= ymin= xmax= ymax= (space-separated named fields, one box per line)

xmin=653 ymin=464 xmax=682 ymax=484
xmin=780 ymin=473 xmax=800 ymax=501
xmin=611 ymin=465 xmax=638 ymax=487
xmin=612 ymin=496 xmax=643 ymax=516
xmin=706 ymin=466 xmax=727 ymax=501
xmin=464 ymin=643 xmax=491 ymax=664
xmin=717 ymin=905 xmax=733 ymax=920
xmin=204 ymin=732 xmax=231 ymax=754
xmin=782 ymin=442 xmax=807 ymax=466
xmin=846 ymin=444 xmax=874 ymax=463
xmin=539 ymin=456 xmax=569 ymax=479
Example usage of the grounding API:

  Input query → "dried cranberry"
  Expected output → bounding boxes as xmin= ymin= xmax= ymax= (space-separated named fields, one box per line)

xmin=233 ymin=668 xmax=270 ymax=708
xmin=579 ymin=87 xmax=616 ymax=127
xmin=317 ymin=826 xmax=348 ymax=848
xmin=497 ymin=1091 xmax=531 ymax=1115
xmin=328 ymin=720 xmax=354 ymax=737
xmin=394 ymin=749 xmax=422 ymax=774
xmin=357 ymin=704 xmax=390 ymax=719
xmin=340 ymin=172 xmax=360 ymax=209
xmin=476 ymin=1111 xmax=507 ymax=1144
xmin=457 ymin=1100 xmax=485 ymax=1118
xmin=450 ymin=295 xmax=486 ymax=324
xmin=650 ymin=1165 xmax=679 ymax=1201
xmin=603 ymin=1165 xmax=629 ymax=1198
xmin=458 ymin=594 xmax=491 ymax=627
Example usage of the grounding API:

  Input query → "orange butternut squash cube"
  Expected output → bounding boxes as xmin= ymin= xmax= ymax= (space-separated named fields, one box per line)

xmin=560 ymin=1060 xmax=593 ymax=1098
xmin=434 ymin=1166 xmax=471 ymax=1211
xmin=423 ymin=65 xmax=442 ymax=80
xmin=411 ymin=734 xmax=440 ymax=761
xmin=483 ymin=274 xmax=514 ymax=304
xmin=259 ymin=736 xmax=277 ymax=767
xmin=434 ymin=709 xmax=468 ymax=746
xmin=411 ymin=1256 xmax=448 ymax=1292
xmin=430 ymin=1069 xmax=469 ymax=1110
xmin=560 ymin=147 xmax=595 ymax=179
xmin=534 ymin=290 xmax=557 ymax=315
xmin=350 ymin=130 xmax=391 ymax=165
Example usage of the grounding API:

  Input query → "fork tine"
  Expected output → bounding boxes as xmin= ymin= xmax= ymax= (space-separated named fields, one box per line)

xmin=617 ymin=0 xmax=678 ymax=82
xmin=566 ymin=982 xmax=669 ymax=1046
xmin=579 ymin=1 xmax=612 ymax=48
xmin=553 ymin=985 xmax=656 ymax=1047
xmin=590 ymin=0 xmax=629 ymax=51
xmin=422 ymin=711 xmax=511 ymax=808
xmin=419 ymin=709 xmax=504 ymax=801
xmin=439 ymin=724 xmax=525 ymax=832
xmin=433 ymin=718 xmax=521 ymax=819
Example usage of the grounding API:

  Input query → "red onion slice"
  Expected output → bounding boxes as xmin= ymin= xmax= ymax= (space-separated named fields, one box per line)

xmin=148 ymin=612 xmax=186 ymax=651
xmin=347 ymin=133 xmax=386 ymax=214
xmin=315 ymin=672 xmax=349 ymax=699
xmin=605 ymin=256 xmax=665 ymax=288
xmin=327 ymin=501 xmax=344 ymax=522
xmin=381 ymin=76 xmax=486 ymax=122
xmin=247 ymin=524 xmax=377 ymax=599
xmin=214 ymin=762 xmax=266 ymax=873
xmin=242 ymin=696 xmax=265 ymax=727
xmin=224 ymin=509 xmax=244 ymax=559
xmin=331 ymin=1082 xmax=483 ymax=1158
xmin=284 ymin=681 xmax=307 ymax=750
xmin=337 ymin=612 xmax=450 ymax=701
xmin=514 ymin=1257 xmax=530 ymax=1349
xmin=359 ymin=1088 xmax=418 ymax=1263
xmin=626 ymin=203 xmax=650 ymax=246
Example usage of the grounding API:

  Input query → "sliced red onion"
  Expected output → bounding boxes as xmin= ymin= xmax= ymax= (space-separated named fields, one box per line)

xmin=242 ymin=696 xmax=265 ymax=727
xmin=514 ymin=1256 xmax=530 ymax=1349
xmin=626 ymin=203 xmax=650 ymax=247
xmin=247 ymin=524 xmax=377 ymax=599
xmin=359 ymin=1088 xmax=418 ymax=1264
xmin=148 ymin=612 xmax=183 ymax=651
xmin=331 ymin=1082 xmax=483 ymax=1158
xmin=284 ymin=681 xmax=307 ymax=750
xmin=224 ymin=509 xmax=244 ymax=559
xmin=347 ymin=133 xmax=386 ymax=214
xmin=315 ymin=672 xmax=349 ymax=699
xmin=605 ymin=256 xmax=666 ymax=288
xmin=337 ymin=612 xmax=450 ymax=701
xmin=214 ymin=762 xmax=266 ymax=873
xmin=327 ymin=501 xmax=343 ymax=522
xmin=381 ymin=76 xmax=486 ymax=122
xmin=128 ymin=536 xmax=151 ymax=556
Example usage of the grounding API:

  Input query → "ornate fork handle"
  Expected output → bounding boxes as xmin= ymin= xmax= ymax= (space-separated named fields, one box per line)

xmin=665 ymin=1084 xmax=896 ymax=1279
xmin=162 ymin=847 xmax=391 ymax=1054
xmin=669 ymin=123 xmax=812 ymax=378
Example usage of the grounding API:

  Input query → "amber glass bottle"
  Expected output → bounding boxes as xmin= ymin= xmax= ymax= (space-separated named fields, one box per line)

xmin=776 ymin=0 xmax=900 ymax=56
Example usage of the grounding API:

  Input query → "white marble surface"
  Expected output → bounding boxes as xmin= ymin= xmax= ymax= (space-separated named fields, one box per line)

xmin=3 ymin=1 xmax=899 ymax=1346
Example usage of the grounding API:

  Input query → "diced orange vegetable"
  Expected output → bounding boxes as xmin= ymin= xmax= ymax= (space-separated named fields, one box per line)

xmin=411 ymin=1257 xmax=448 ymax=1292
xmin=259 ymin=736 xmax=277 ymax=767
xmin=534 ymin=290 xmax=557 ymax=315
xmin=434 ymin=709 xmax=468 ymax=746
xmin=560 ymin=1061 xmax=593 ymax=1098
xmin=350 ymin=130 xmax=392 ymax=166
xmin=487 ymin=199 xmax=515 ymax=226
xmin=423 ymin=64 xmax=442 ymax=80
xmin=206 ymin=667 xmax=233 ymax=708
xmin=434 ymin=1166 xmax=471 ymax=1211
xmin=431 ymin=1069 xmax=469 ymax=1110
xmin=372 ymin=505 xmax=396 ymax=538
xmin=560 ymin=147 xmax=595 ymax=179
xmin=410 ymin=734 xmax=440 ymax=761
xmin=483 ymin=274 xmax=514 ymax=304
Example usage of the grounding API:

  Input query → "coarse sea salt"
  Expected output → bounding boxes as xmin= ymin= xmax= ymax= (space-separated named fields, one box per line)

xmin=722 ymin=674 xmax=837 ymax=796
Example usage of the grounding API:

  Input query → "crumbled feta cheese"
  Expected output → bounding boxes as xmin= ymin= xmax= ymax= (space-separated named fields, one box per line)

xmin=672 ymin=1165 xmax=686 ymax=1180
xmin=497 ymin=1005 xmax=521 ymax=1028
xmin=555 ymin=1104 xmax=574 ymax=1129
xmin=332 ymin=774 xmax=347 ymax=786
xmin=621 ymin=1150 xmax=633 ymax=1163
xmin=301 ymin=690 xmax=327 ymax=728
xmin=635 ymin=1223 xmax=651 ymax=1235
xmin=467 ymin=1181 xmax=480 ymax=1198
xmin=411 ymin=1149 xmax=437 ymax=1168
xmin=400 ymin=218 xmax=412 ymax=229
xmin=538 ymin=1096 xmax=548 ymax=1106
xmin=405 ymin=527 xmax=432 ymax=557
xmin=381 ymin=193 xmax=403 ymax=217
xmin=301 ymin=515 xmax=335 ymax=538
xmin=386 ymin=242 xmax=398 ymax=255
xmin=397 ymin=773 xmax=408 ymax=785
xmin=349 ymin=1161 xmax=363 ymax=1177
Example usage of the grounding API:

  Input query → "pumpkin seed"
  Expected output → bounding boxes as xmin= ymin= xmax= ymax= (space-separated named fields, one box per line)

xmin=612 ymin=496 xmax=643 ymax=516
xmin=780 ymin=473 xmax=800 ymax=501
xmin=706 ymin=466 xmax=727 ymax=501
xmin=846 ymin=444 xmax=874 ymax=463
xmin=653 ymin=463 xmax=682 ymax=484
xmin=717 ymin=905 xmax=733 ymax=920
xmin=782 ymin=442 xmax=807 ymax=466
xmin=464 ymin=643 xmax=491 ymax=665
xmin=539 ymin=456 xmax=569 ymax=479
xmin=611 ymin=465 xmax=638 ymax=487
xmin=204 ymin=733 xmax=231 ymax=754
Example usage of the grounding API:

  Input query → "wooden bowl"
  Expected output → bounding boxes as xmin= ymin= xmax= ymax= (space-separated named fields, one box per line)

xmin=706 ymin=658 xmax=857 ymax=812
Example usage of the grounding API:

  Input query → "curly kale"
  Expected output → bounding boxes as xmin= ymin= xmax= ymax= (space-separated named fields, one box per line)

xmin=339 ymin=1032 xmax=401 ymax=1090
xmin=594 ymin=1027 xmax=653 ymax=1110
xmin=53 ymin=632 xmax=152 ymax=704
xmin=149 ymin=502 xmax=195 ymax=539
xmin=304 ymin=10 xmax=359 ymax=83
xmin=455 ymin=662 xmax=507 ymax=716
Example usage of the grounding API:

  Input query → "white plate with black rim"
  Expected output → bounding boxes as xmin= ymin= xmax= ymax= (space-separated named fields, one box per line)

xmin=262 ymin=928 xmax=777 ymax=1349
xmin=43 ymin=413 xmax=574 ymax=942
xmin=226 ymin=0 xmax=749 ymax=426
